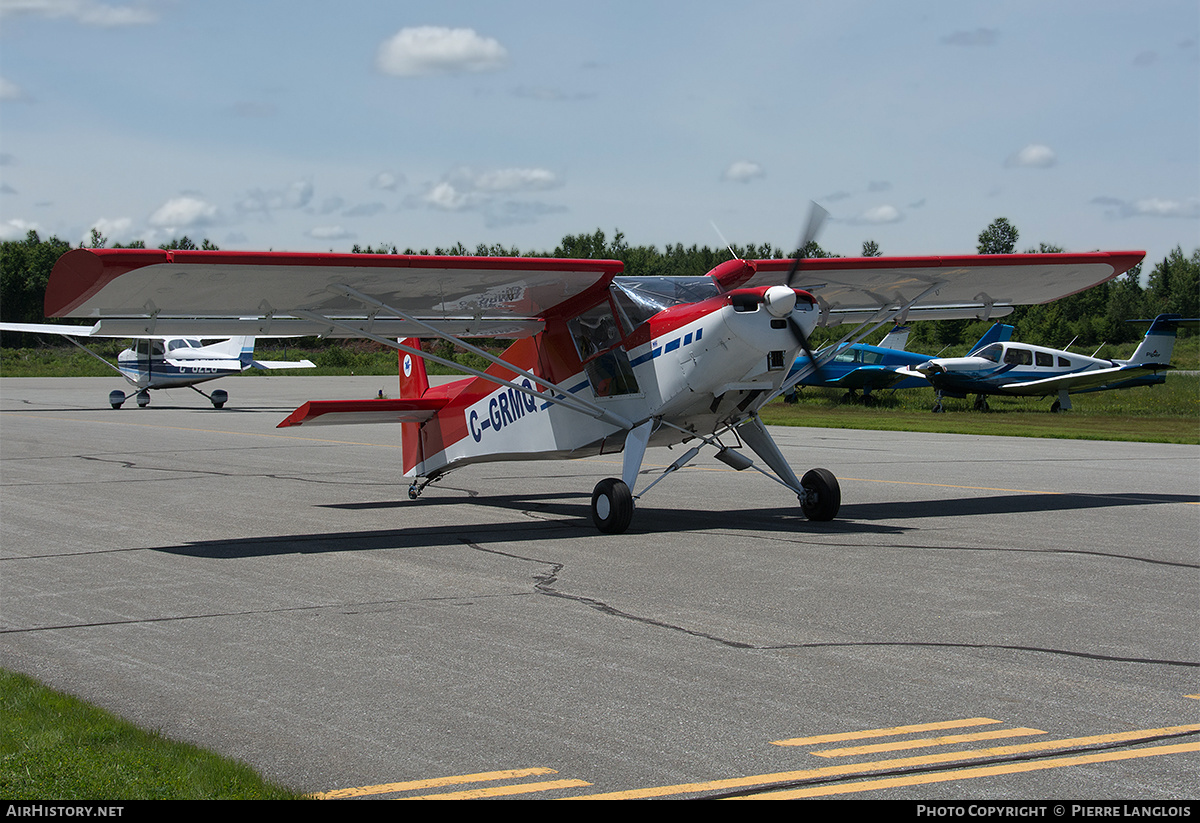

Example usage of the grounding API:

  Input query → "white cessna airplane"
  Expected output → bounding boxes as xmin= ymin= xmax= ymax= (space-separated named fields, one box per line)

xmin=0 ymin=323 xmax=314 ymax=408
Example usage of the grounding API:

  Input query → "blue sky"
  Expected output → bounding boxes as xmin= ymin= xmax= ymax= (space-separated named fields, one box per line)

xmin=1 ymin=0 xmax=1197 ymax=270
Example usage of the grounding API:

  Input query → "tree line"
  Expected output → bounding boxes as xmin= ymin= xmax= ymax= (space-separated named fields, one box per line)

xmin=2 ymin=221 xmax=1195 ymax=352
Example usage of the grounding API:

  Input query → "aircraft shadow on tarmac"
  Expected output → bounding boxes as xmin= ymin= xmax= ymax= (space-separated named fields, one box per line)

xmin=154 ymin=489 xmax=1195 ymax=560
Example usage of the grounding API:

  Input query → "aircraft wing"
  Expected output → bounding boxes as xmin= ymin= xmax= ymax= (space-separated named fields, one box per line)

xmin=1000 ymin=363 xmax=1172 ymax=395
xmin=717 ymin=252 xmax=1144 ymax=325
xmin=0 ymin=321 xmax=102 ymax=337
xmin=277 ymin=397 xmax=448 ymax=427
xmin=824 ymin=365 xmax=923 ymax=391
xmin=43 ymin=248 xmax=624 ymax=338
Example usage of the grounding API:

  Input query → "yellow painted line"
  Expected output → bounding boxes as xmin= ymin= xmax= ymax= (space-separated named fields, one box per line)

xmin=566 ymin=724 xmax=1200 ymax=800
xmin=811 ymin=726 xmax=1046 ymax=757
xmin=738 ymin=741 xmax=1200 ymax=799
xmin=407 ymin=779 xmax=592 ymax=800
xmin=772 ymin=717 xmax=1000 ymax=746
xmin=314 ymin=767 xmax=560 ymax=799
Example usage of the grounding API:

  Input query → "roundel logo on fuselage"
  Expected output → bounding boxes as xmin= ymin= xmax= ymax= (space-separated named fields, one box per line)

xmin=403 ymin=354 xmax=413 ymax=377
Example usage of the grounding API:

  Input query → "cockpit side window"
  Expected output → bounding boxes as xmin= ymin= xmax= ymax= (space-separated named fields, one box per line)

xmin=568 ymin=299 xmax=640 ymax=398
xmin=568 ymin=301 xmax=623 ymax=361
xmin=1003 ymin=347 xmax=1033 ymax=366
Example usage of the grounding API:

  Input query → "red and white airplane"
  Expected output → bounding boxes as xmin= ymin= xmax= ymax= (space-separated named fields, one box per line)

xmin=40 ymin=221 xmax=1142 ymax=533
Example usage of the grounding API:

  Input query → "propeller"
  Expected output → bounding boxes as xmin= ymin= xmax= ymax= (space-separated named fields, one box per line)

xmin=782 ymin=203 xmax=829 ymax=377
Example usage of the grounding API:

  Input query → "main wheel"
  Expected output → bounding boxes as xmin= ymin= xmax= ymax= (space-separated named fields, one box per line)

xmin=799 ymin=468 xmax=840 ymax=522
xmin=591 ymin=478 xmax=633 ymax=534
xmin=210 ymin=389 xmax=228 ymax=409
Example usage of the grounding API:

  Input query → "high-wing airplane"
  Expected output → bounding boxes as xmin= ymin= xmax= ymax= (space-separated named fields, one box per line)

xmin=785 ymin=323 xmax=1014 ymax=404
xmin=899 ymin=313 xmax=1193 ymax=412
xmin=36 ymin=229 xmax=1143 ymax=532
xmin=0 ymin=323 xmax=314 ymax=408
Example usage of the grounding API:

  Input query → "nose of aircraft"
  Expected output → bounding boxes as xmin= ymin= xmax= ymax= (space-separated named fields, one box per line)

xmin=762 ymin=285 xmax=797 ymax=318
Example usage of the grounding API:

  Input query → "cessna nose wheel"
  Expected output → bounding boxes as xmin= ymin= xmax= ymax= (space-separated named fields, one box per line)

xmin=591 ymin=478 xmax=634 ymax=534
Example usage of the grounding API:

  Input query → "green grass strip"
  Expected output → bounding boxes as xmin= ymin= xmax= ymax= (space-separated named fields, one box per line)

xmin=0 ymin=669 xmax=308 ymax=800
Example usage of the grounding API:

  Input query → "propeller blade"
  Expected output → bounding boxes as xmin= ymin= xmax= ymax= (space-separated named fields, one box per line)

xmin=785 ymin=202 xmax=829 ymax=287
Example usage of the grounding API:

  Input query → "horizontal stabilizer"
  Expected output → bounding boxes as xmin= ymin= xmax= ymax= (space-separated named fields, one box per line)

xmin=250 ymin=359 xmax=316 ymax=370
xmin=278 ymin=396 xmax=448 ymax=428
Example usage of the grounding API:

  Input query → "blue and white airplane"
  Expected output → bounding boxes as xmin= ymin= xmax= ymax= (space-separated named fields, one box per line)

xmin=0 ymin=323 xmax=314 ymax=408
xmin=899 ymin=314 xmax=1193 ymax=412
xmin=787 ymin=323 xmax=1012 ymax=404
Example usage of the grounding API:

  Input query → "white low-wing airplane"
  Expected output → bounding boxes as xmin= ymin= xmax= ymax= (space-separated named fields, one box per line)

xmin=0 ymin=322 xmax=314 ymax=408
xmin=36 ymin=230 xmax=1142 ymax=532
xmin=899 ymin=313 xmax=1194 ymax=412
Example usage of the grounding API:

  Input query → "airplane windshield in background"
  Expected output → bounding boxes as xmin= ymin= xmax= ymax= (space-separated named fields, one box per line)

xmin=976 ymin=344 xmax=1003 ymax=363
xmin=611 ymin=276 xmax=722 ymax=328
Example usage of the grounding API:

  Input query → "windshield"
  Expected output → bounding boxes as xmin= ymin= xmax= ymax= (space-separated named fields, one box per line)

xmin=611 ymin=276 xmax=721 ymax=328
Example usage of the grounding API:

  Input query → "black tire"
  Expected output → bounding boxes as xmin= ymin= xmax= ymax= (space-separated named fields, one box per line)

xmin=591 ymin=478 xmax=634 ymax=534
xmin=799 ymin=468 xmax=840 ymax=521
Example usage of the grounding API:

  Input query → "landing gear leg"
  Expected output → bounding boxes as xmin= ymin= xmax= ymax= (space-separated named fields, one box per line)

xmin=973 ymin=394 xmax=990 ymax=412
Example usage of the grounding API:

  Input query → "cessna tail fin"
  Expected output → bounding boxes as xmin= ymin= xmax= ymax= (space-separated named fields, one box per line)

xmin=200 ymin=335 xmax=255 ymax=363
xmin=878 ymin=325 xmax=911 ymax=351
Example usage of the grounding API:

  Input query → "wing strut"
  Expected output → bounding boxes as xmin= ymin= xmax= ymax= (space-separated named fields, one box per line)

xmin=299 ymin=286 xmax=635 ymax=431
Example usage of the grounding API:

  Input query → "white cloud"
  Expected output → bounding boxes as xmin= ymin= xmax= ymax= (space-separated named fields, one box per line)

xmin=0 ymin=0 xmax=158 ymax=27
xmin=472 ymin=167 xmax=560 ymax=192
xmin=864 ymin=205 xmax=902 ymax=223
xmin=84 ymin=217 xmax=136 ymax=245
xmin=722 ymin=161 xmax=764 ymax=183
xmin=236 ymin=180 xmax=313 ymax=214
xmin=940 ymin=28 xmax=999 ymax=47
xmin=0 ymin=76 xmax=27 ymax=101
xmin=375 ymin=27 xmax=508 ymax=77
xmin=0 ymin=218 xmax=42 ymax=240
xmin=1005 ymin=144 xmax=1057 ymax=169
xmin=370 ymin=171 xmax=403 ymax=191
xmin=1091 ymin=196 xmax=1200 ymax=219
xmin=307 ymin=226 xmax=355 ymax=240
xmin=853 ymin=205 xmax=903 ymax=224
xmin=423 ymin=181 xmax=474 ymax=211
xmin=148 ymin=196 xmax=220 ymax=230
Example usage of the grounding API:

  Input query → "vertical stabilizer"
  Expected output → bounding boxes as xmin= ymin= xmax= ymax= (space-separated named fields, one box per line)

xmin=878 ymin=325 xmax=910 ymax=351
xmin=968 ymin=324 xmax=1013 ymax=354
xmin=398 ymin=338 xmax=430 ymax=399
xmin=398 ymin=338 xmax=429 ymax=476
xmin=1127 ymin=314 xmax=1183 ymax=366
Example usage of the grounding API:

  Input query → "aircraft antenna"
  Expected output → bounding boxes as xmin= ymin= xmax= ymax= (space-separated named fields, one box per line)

xmin=710 ymin=221 xmax=739 ymax=260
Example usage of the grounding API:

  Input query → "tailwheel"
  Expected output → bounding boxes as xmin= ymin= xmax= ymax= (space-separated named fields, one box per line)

xmin=591 ymin=478 xmax=633 ymax=534
xmin=799 ymin=468 xmax=840 ymax=521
